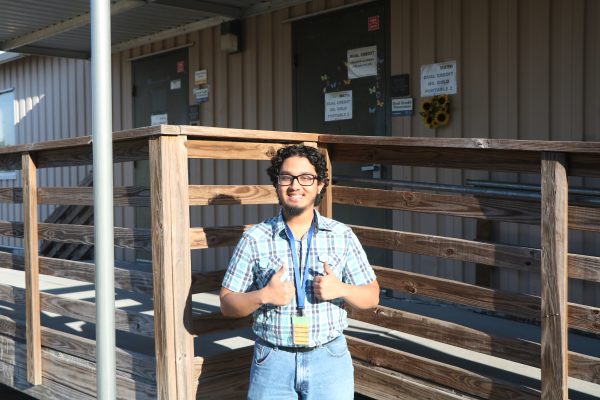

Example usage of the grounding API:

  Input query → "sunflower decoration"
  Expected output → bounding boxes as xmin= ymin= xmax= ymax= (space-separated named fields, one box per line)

xmin=419 ymin=95 xmax=450 ymax=129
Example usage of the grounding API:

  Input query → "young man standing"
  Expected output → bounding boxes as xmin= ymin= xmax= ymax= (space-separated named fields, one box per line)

xmin=220 ymin=144 xmax=379 ymax=399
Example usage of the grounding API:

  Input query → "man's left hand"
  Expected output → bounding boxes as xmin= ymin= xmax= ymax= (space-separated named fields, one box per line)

xmin=313 ymin=262 xmax=345 ymax=301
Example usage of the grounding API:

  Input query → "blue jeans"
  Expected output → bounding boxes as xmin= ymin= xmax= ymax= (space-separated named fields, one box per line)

xmin=248 ymin=335 xmax=354 ymax=400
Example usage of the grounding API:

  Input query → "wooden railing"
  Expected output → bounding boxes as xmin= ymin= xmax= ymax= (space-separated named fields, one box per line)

xmin=0 ymin=125 xmax=598 ymax=399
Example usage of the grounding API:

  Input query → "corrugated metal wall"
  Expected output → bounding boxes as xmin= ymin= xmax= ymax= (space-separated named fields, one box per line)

xmin=1 ymin=0 xmax=598 ymax=303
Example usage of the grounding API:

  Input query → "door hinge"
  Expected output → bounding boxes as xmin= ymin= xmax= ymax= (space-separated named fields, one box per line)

xmin=132 ymin=85 xmax=137 ymax=97
xmin=293 ymin=53 xmax=299 ymax=68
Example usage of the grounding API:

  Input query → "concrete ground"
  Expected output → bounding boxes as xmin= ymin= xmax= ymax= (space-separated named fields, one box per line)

xmin=1 ymin=267 xmax=599 ymax=399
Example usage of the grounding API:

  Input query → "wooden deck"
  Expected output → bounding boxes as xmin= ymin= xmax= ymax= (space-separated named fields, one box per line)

xmin=0 ymin=125 xmax=598 ymax=399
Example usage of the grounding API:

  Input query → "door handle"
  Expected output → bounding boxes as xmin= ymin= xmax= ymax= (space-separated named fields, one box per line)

xmin=360 ymin=163 xmax=381 ymax=179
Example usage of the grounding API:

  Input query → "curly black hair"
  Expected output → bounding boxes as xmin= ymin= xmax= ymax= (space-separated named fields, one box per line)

xmin=267 ymin=145 xmax=329 ymax=205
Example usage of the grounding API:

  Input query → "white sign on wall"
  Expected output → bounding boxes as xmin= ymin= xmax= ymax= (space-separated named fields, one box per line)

xmin=151 ymin=113 xmax=168 ymax=126
xmin=325 ymin=90 xmax=353 ymax=122
xmin=420 ymin=61 xmax=457 ymax=97
xmin=347 ymin=45 xmax=377 ymax=79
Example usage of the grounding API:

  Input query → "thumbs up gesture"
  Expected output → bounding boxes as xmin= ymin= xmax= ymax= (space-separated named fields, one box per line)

xmin=264 ymin=266 xmax=295 ymax=306
xmin=314 ymin=262 xmax=343 ymax=301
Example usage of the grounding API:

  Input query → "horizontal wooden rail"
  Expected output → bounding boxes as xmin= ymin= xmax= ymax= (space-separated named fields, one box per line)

xmin=193 ymin=347 xmax=253 ymax=380
xmin=189 ymin=185 xmax=277 ymax=206
xmin=38 ymin=186 xmax=151 ymax=207
xmin=0 ymin=313 xmax=156 ymax=382
xmin=191 ymin=270 xmax=226 ymax=294
xmin=191 ymin=312 xmax=252 ymax=336
xmin=0 ymin=221 xmax=151 ymax=251
xmin=352 ymin=225 xmax=600 ymax=283
xmin=353 ymin=359 xmax=478 ymax=400
xmin=0 ymin=284 xmax=154 ymax=337
xmin=0 ymin=251 xmax=153 ymax=295
xmin=333 ymin=186 xmax=600 ymax=232
xmin=189 ymin=225 xmax=250 ymax=249
xmin=347 ymin=336 xmax=539 ymax=399
xmin=187 ymin=140 xmax=286 ymax=160
xmin=347 ymin=306 xmax=600 ymax=383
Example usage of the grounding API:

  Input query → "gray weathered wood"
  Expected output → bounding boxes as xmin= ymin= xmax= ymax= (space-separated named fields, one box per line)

xmin=540 ymin=154 xmax=569 ymax=399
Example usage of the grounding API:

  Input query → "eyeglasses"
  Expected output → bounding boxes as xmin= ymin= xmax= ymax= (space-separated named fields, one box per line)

xmin=277 ymin=174 xmax=318 ymax=186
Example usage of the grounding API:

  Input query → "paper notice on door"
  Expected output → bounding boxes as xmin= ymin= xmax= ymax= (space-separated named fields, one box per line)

xmin=347 ymin=45 xmax=377 ymax=79
xmin=325 ymin=90 xmax=352 ymax=122
xmin=151 ymin=113 xmax=168 ymax=126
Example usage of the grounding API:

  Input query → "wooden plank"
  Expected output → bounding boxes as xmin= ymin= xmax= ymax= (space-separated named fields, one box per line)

xmin=0 ymin=252 xmax=153 ymax=295
xmin=0 ymin=188 xmax=22 ymax=203
xmin=328 ymin=143 xmax=541 ymax=173
xmin=373 ymin=266 xmax=539 ymax=322
xmin=351 ymin=225 xmax=540 ymax=273
xmin=0 ymin=314 xmax=156 ymax=382
xmin=540 ymin=152 xmax=569 ymax=400
xmin=347 ymin=336 xmax=539 ymax=399
xmin=38 ymin=186 xmax=151 ymax=207
xmin=180 ymin=125 xmax=319 ymax=142
xmin=0 ymin=284 xmax=154 ymax=337
xmin=28 ymin=139 xmax=149 ymax=169
xmin=191 ymin=312 xmax=253 ymax=335
xmin=0 ymin=358 xmax=95 ymax=400
xmin=186 ymin=140 xmax=287 ymax=160
xmin=189 ymin=225 xmax=250 ymax=249
xmin=188 ymin=185 xmax=277 ymax=206
xmin=347 ymin=306 xmax=600 ymax=383
xmin=194 ymin=347 xmax=252 ymax=380
xmin=333 ymin=185 xmax=600 ymax=232
xmin=317 ymin=143 xmax=333 ymax=218
xmin=353 ymin=359 xmax=479 ymax=400
xmin=22 ymin=153 xmax=42 ymax=385
xmin=195 ymin=367 xmax=249 ymax=399
xmin=191 ymin=270 xmax=226 ymax=294
xmin=318 ymin=134 xmax=600 ymax=154
xmin=150 ymin=135 xmax=194 ymax=400
xmin=0 ymin=333 xmax=157 ymax=399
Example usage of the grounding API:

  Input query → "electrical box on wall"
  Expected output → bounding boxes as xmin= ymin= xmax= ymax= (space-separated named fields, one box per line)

xmin=220 ymin=20 xmax=242 ymax=53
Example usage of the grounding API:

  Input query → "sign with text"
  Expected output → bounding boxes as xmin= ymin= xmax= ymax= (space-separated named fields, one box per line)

xmin=391 ymin=97 xmax=413 ymax=116
xmin=325 ymin=90 xmax=353 ymax=122
xmin=420 ymin=61 xmax=457 ymax=97
xmin=347 ymin=45 xmax=377 ymax=79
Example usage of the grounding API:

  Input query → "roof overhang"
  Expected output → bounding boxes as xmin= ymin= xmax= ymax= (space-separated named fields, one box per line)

xmin=0 ymin=0 xmax=310 ymax=60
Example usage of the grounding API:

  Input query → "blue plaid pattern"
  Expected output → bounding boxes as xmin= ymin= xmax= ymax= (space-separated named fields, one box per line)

xmin=222 ymin=211 xmax=376 ymax=347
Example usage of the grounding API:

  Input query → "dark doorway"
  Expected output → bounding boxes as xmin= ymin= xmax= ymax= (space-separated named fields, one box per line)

xmin=293 ymin=1 xmax=391 ymax=267
xmin=133 ymin=48 xmax=189 ymax=260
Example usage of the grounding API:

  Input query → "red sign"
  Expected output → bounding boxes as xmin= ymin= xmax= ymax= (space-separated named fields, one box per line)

xmin=176 ymin=60 xmax=185 ymax=73
xmin=368 ymin=15 xmax=380 ymax=32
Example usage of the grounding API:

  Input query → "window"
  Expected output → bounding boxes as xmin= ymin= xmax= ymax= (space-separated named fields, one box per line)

xmin=0 ymin=88 xmax=16 ymax=179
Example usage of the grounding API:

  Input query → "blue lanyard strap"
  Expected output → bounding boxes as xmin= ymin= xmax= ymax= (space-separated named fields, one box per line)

xmin=284 ymin=220 xmax=315 ymax=315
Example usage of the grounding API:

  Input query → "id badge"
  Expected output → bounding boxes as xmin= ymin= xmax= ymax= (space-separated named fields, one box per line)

xmin=292 ymin=315 xmax=310 ymax=346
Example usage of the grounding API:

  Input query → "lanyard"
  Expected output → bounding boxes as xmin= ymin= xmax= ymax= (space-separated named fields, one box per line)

xmin=284 ymin=220 xmax=315 ymax=316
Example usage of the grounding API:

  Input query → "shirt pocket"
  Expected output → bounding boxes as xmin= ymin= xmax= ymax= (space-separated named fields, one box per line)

xmin=255 ymin=255 xmax=287 ymax=288
xmin=315 ymin=253 xmax=345 ymax=280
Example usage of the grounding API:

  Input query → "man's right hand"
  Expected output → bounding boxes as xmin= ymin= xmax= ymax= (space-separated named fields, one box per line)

xmin=263 ymin=266 xmax=295 ymax=306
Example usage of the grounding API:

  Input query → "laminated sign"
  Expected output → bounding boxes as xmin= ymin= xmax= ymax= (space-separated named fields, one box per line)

xmin=325 ymin=90 xmax=352 ymax=122
xmin=347 ymin=46 xmax=377 ymax=79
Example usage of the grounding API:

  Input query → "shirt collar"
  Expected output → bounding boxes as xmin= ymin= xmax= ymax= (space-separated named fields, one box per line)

xmin=272 ymin=209 xmax=333 ymax=239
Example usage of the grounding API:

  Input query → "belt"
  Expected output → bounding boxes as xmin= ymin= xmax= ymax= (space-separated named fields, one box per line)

xmin=258 ymin=336 xmax=338 ymax=353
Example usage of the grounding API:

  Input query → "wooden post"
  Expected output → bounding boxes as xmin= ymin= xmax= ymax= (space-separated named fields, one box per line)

xmin=149 ymin=136 xmax=194 ymax=400
xmin=318 ymin=143 xmax=333 ymax=218
xmin=540 ymin=152 xmax=568 ymax=399
xmin=22 ymin=152 xmax=42 ymax=385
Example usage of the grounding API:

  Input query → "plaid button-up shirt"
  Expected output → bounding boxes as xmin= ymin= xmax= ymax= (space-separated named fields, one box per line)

xmin=222 ymin=210 xmax=376 ymax=347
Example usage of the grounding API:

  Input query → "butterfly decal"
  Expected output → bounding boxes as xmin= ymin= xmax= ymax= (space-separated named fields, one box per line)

xmin=368 ymin=106 xmax=376 ymax=114
xmin=368 ymin=86 xmax=376 ymax=94
xmin=320 ymin=74 xmax=328 ymax=81
xmin=377 ymin=99 xmax=384 ymax=107
xmin=343 ymin=79 xmax=351 ymax=85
